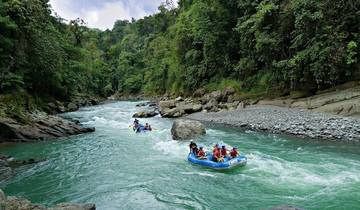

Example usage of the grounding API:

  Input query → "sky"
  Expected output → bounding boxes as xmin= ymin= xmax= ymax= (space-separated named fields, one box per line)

xmin=49 ymin=0 xmax=166 ymax=30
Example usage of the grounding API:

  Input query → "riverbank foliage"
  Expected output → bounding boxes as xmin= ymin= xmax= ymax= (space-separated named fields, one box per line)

xmin=1 ymin=0 xmax=359 ymax=99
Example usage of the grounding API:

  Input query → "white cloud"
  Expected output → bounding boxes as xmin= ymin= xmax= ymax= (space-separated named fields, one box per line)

xmin=49 ymin=0 xmax=165 ymax=30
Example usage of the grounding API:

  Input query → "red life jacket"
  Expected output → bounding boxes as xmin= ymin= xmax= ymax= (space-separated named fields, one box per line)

xmin=213 ymin=150 xmax=220 ymax=159
xmin=197 ymin=150 xmax=205 ymax=157
xmin=230 ymin=150 xmax=238 ymax=158
xmin=221 ymin=148 xmax=227 ymax=156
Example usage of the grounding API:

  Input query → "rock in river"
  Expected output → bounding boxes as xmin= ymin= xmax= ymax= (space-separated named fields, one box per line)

xmin=132 ymin=111 xmax=158 ymax=118
xmin=0 ymin=189 xmax=96 ymax=210
xmin=171 ymin=119 xmax=206 ymax=140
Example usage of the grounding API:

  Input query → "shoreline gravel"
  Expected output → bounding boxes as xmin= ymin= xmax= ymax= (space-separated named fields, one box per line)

xmin=187 ymin=105 xmax=360 ymax=142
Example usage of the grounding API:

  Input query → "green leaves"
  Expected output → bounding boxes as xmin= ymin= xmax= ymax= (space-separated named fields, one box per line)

xmin=346 ymin=41 xmax=358 ymax=65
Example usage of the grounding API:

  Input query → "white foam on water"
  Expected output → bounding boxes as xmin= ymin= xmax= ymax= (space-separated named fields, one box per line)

xmin=206 ymin=129 xmax=228 ymax=136
xmin=247 ymin=152 xmax=360 ymax=188
xmin=83 ymin=116 xmax=129 ymax=129
xmin=180 ymin=172 xmax=216 ymax=177
xmin=153 ymin=140 xmax=189 ymax=159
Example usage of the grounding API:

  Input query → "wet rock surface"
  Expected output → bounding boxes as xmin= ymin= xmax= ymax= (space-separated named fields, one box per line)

xmin=171 ymin=119 xmax=206 ymax=140
xmin=158 ymin=87 xmax=236 ymax=118
xmin=0 ymin=111 xmax=95 ymax=143
xmin=188 ymin=105 xmax=360 ymax=142
xmin=0 ymin=189 xmax=95 ymax=210
xmin=132 ymin=110 xmax=158 ymax=118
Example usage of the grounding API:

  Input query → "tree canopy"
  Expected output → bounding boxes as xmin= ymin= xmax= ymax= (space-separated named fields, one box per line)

xmin=0 ymin=0 xmax=359 ymax=99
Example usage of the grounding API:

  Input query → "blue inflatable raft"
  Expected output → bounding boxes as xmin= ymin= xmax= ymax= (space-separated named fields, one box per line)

xmin=188 ymin=152 xmax=247 ymax=170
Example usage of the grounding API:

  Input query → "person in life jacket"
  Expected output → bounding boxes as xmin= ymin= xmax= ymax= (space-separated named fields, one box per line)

xmin=197 ymin=146 xmax=207 ymax=160
xmin=230 ymin=147 xmax=238 ymax=158
xmin=144 ymin=123 xmax=152 ymax=131
xmin=213 ymin=146 xmax=224 ymax=162
xmin=133 ymin=119 xmax=140 ymax=131
xmin=212 ymin=144 xmax=219 ymax=153
xmin=189 ymin=141 xmax=198 ymax=154
xmin=220 ymin=145 xmax=228 ymax=158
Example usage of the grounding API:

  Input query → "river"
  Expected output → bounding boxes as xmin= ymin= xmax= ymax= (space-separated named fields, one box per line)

xmin=1 ymin=101 xmax=360 ymax=210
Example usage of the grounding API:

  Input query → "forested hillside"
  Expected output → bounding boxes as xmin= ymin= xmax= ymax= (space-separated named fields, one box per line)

xmin=0 ymin=0 xmax=109 ymax=100
xmin=1 ymin=0 xmax=359 ymax=101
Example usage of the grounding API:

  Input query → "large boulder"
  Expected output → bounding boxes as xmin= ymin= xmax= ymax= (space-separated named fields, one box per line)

xmin=223 ymin=86 xmax=236 ymax=96
xmin=161 ymin=108 xmax=185 ymax=118
xmin=210 ymin=90 xmax=222 ymax=102
xmin=158 ymin=100 xmax=176 ymax=110
xmin=176 ymin=102 xmax=203 ymax=114
xmin=0 ymin=111 xmax=95 ymax=143
xmin=66 ymin=103 xmax=78 ymax=112
xmin=221 ymin=87 xmax=236 ymax=102
xmin=171 ymin=119 xmax=206 ymax=140
xmin=132 ymin=111 xmax=157 ymax=118
xmin=203 ymin=98 xmax=218 ymax=112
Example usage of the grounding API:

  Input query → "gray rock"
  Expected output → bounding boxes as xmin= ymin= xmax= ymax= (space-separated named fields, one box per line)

xmin=159 ymin=100 xmax=176 ymax=110
xmin=222 ymin=86 xmax=235 ymax=96
xmin=132 ymin=111 xmax=157 ymax=118
xmin=0 ymin=111 xmax=95 ymax=143
xmin=67 ymin=103 xmax=78 ymax=112
xmin=171 ymin=119 xmax=206 ymax=140
xmin=177 ymin=102 xmax=202 ymax=114
xmin=204 ymin=99 xmax=218 ymax=111
xmin=0 ymin=190 xmax=96 ymax=210
xmin=237 ymin=102 xmax=247 ymax=110
xmin=175 ymin=96 xmax=183 ymax=102
xmin=210 ymin=90 xmax=222 ymax=102
xmin=268 ymin=205 xmax=305 ymax=210
xmin=193 ymin=88 xmax=205 ymax=98
xmin=161 ymin=108 xmax=184 ymax=118
xmin=49 ymin=203 xmax=96 ymax=210
xmin=0 ymin=189 xmax=5 ymax=210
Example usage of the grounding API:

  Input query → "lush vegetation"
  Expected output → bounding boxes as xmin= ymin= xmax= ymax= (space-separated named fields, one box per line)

xmin=0 ymin=0 xmax=109 ymax=100
xmin=1 ymin=0 xmax=359 ymax=101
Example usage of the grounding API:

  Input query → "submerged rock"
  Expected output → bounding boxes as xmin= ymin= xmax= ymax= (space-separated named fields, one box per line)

xmin=132 ymin=111 xmax=158 ymax=118
xmin=171 ymin=119 xmax=206 ymax=140
xmin=268 ymin=205 xmax=305 ymax=210
xmin=0 ymin=189 xmax=95 ymax=210
xmin=135 ymin=102 xmax=156 ymax=107
xmin=0 ymin=155 xmax=45 ymax=181
xmin=0 ymin=111 xmax=95 ymax=143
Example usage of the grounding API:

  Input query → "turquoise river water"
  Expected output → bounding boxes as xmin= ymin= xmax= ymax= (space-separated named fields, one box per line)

xmin=1 ymin=101 xmax=360 ymax=210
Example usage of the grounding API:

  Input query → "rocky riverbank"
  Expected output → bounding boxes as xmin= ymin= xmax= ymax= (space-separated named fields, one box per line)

xmin=140 ymin=82 xmax=360 ymax=119
xmin=0 ymin=111 xmax=94 ymax=143
xmin=0 ymin=94 xmax=101 ymax=143
xmin=187 ymin=105 xmax=360 ymax=142
xmin=0 ymin=189 xmax=95 ymax=210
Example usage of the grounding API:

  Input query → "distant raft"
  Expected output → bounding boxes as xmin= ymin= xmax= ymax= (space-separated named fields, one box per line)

xmin=187 ymin=153 xmax=247 ymax=170
xmin=132 ymin=125 xmax=152 ymax=133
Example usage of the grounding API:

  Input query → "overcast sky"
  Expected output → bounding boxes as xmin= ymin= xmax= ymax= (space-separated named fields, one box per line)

xmin=49 ymin=0 xmax=165 ymax=30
